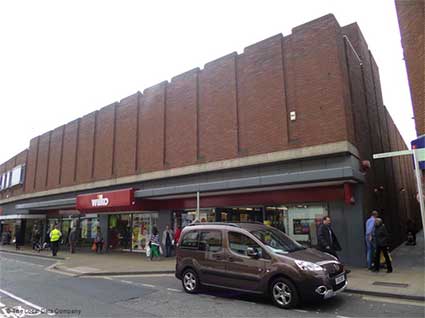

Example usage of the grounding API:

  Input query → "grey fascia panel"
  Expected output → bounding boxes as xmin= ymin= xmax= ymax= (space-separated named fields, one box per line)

xmin=135 ymin=167 xmax=356 ymax=198
xmin=15 ymin=198 xmax=76 ymax=210
xmin=173 ymin=184 xmax=201 ymax=194
xmin=135 ymin=189 xmax=154 ymax=198
xmin=199 ymin=181 xmax=228 ymax=192
xmin=227 ymin=177 xmax=260 ymax=189
xmin=151 ymin=187 xmax=176 ymax=197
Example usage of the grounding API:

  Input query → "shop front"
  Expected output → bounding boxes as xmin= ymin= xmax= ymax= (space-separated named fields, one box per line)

xmin=76 ymin=188 xmax=164 ymax=253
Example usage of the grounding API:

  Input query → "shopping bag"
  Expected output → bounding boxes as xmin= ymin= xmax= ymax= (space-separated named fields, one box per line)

xmin=91 ymin=242 xmax=97 ymax=252
xmin=146 ymin=246 xmax=151 ymax=257
xmin=159 ymin=245 xmax=163 ymax=255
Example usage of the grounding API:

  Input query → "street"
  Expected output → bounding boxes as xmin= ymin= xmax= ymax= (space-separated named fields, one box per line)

xmin=0 ymin=252 xmax=424 ymax=318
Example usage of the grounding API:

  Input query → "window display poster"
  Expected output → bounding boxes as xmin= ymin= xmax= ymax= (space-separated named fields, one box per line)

xmin=81 ymin=220 xmax=88 ymax=239
xmin=91 ymin=221 xmax=98 ymax=239
xmin=293 ymin=219 xmax=311 ymax=235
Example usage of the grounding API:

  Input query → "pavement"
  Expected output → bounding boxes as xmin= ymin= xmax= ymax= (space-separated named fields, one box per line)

xmin=1 ymin=231 xmax=424 ymax=301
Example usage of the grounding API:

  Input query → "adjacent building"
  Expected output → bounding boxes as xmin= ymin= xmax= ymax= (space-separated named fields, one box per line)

xmin=0 ymin=14 xmax=419 ymax=266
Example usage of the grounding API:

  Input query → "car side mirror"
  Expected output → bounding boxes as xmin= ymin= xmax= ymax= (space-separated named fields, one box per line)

xmin=246 ymin=247 xmax=259 ymax=258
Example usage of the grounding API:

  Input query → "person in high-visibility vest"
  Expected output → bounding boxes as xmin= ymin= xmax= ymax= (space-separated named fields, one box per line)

xmin=50 ymin=225 xmax=62 ymax=257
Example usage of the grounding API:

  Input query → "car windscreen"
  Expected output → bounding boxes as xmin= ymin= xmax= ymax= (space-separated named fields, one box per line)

xmin=251 ymin=228 xmax=305 ymax=254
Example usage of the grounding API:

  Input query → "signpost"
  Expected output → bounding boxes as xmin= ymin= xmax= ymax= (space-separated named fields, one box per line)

xmin=373 ymin=148 xmax=425 ymax=242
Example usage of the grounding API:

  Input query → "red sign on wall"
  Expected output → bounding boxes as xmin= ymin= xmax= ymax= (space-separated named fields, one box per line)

xmin=76 ymin=188 xmax=135 ymax=212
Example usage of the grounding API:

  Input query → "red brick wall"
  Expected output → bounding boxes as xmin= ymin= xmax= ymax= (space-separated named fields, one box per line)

xmin=93 ymin=103 xmax=116 ymax=179
xmin=238 ymin=34 xmax=287 ymax=155
xmin=199 ymin=53 xmax=238 ymax=162
xmin=165 ymin=69 xmax=198 ymax=168
xmin=395 ymin=0 xmax=424 ymax=136
xmin=76 ymin=112 xmax=96 ymax=183
xmin=286 ymin=15 xmax=350 ymax=146
xmin=61 ymin=119 xmax=79 ymax=186
xmin=114 ymin=93 xmax=138 ymax=177
xmin=138 ymin=83 xmax=166 ymax=172
xmin=34 ymin=132 xmax=50 ymax=191
xmin=24 ymin=137 xmax=39 ymax=193
xmin=47 ymin=125 xmax=64 ymax=188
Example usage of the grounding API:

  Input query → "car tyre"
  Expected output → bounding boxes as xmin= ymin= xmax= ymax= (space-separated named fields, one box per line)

xmin=182 ymin=268 xmax=201 ymax=294
xmin=270 ymin=277 xmax=299 ymax=309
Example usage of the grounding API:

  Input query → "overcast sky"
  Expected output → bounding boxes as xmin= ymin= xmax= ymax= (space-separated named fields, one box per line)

xmin=0 ymin=0 xmax=416 ymax=165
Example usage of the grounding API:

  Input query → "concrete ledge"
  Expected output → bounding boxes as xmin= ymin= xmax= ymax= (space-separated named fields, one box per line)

xmin=0 ymin=141 xmax=359 ymax=205
xmin=0 ymin=249 xmax=66 ymax=260
xmin=345 ymin=288 xmax=425 ymax=302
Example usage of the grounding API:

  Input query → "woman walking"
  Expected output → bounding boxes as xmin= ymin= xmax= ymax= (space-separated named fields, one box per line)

xmin=94 ymin=227 xmax=104 ymax=253
xmin=149 ymin=227 xmax=161 ymax=261
xmin=372 ymin=218 xmax=393 ymax=273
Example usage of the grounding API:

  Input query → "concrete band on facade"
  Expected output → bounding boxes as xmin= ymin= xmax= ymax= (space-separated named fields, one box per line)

xmin=1 ymin=140 xmax=358 ymax=206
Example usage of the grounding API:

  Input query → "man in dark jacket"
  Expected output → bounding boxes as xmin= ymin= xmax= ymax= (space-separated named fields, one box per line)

xmin=69 ymin=227 xmax=78 ymax=254
xmin=372 ymin=218 xmax=393 ymax=273
xmin=317 ymin=216 xmax=341 ymax=259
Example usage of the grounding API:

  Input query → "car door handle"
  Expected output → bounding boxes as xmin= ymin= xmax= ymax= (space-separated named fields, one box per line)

xmin=212 ymin=254 xmax=224 ymax=260
xmin=228 ymin=257 xmax=235 ymax=262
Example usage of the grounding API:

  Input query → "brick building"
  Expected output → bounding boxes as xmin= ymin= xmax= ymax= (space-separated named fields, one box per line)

xmin=395 ymin=0 xmax=424 ymax=137
xmin=0 ymin=14 xmax=419 ymax=266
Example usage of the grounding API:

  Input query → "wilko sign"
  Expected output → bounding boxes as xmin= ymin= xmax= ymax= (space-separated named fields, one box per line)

xmin=91 ymin=194 xmax=109 ymax=207
xmin=76 ymin=188 xmax=135 ymax=212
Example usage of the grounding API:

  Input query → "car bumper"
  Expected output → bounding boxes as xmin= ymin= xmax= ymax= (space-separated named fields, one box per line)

xmin=319 ymin=281 xmax=347 ymax=299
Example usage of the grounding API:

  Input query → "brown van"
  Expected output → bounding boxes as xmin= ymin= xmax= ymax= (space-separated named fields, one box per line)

xmin=175 ymin=222 xmax=347 ymax=309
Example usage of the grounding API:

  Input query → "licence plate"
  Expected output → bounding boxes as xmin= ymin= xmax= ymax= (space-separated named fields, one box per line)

xmin=335 ymin=274 xmax=345 ymax=285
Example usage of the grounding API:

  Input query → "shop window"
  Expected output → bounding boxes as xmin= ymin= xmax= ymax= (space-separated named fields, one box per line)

xmin=180 ymin=231 xmax=199 ymax=249
xmin=199 ymin=231 xmax=222 ymax=252
xmin=228 ymin=231 xmax=261 ymax=256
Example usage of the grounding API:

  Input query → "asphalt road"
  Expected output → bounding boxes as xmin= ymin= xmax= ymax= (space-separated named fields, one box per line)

xmin=0 ymin=251 xmax=424 ymax=318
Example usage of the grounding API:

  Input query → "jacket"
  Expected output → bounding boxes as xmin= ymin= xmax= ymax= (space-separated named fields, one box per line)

xmin=317 ymin=223 xmax=341 ymax=252
xmin=50 ymin=229 xmax=62 ymax=242
xmin=374 ymin=223 xmax=390 ymax=247
xmin=69 ymin=229 xmax=78 ymax=242
xmin=162 ymin=229 xmax=174 ymax=246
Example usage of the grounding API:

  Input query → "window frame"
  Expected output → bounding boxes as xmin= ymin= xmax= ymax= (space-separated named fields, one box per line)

xmin=227 ymin=230 xmax=270 ymax=259
xmin=198 ymin=230 xmax=223 ymax=252
xmin=179 ymin=230 xmax=200 ymax=250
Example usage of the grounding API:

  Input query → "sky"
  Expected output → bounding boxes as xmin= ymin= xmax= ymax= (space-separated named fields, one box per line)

xmin=0 ymin=0 xmax=416 ymax=165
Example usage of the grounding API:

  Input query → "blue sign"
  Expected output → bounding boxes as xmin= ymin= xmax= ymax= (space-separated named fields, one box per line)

xmin=411 ymin=136 xmax=425 ymax=170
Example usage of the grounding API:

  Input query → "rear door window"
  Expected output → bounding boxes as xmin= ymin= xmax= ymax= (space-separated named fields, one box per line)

xmin=199 ymin=231 xmax=222 ymax=252
xmin=180 ymin=231 xmax=199 ymax=249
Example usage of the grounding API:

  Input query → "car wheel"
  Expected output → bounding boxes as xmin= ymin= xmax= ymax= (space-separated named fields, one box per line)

xmin=270 ymin=277 xmax=299 ymax=309
xmin=182 ymin=269 xmax=200 ymax=294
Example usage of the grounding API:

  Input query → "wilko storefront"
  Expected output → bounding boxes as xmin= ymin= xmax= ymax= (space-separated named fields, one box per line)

xmin=76 ymin=188 xmax=165 ymax=253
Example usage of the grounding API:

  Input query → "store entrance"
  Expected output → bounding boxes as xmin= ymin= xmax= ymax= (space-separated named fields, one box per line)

xmin=108 ymin=214 xmax=131 ymax=251
xmin=107 ymin=212 xmax=159 ymax=252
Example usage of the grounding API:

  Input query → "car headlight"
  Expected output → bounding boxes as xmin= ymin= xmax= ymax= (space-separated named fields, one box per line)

xmin=294 ymin=260 xmax=324 ymax=271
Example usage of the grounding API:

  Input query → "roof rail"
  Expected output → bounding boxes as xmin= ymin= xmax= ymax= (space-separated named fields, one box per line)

xmin=187 ymin=222 xmax=240 ymax=227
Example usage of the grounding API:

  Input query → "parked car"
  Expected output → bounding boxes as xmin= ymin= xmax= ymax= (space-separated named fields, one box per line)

xmin=175 ymin=222 xmax=347 ymax=309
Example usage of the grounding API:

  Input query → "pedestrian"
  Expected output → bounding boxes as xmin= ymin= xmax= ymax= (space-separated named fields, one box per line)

xmin=69 ymin=227 xmax=78 ymax=254
xmin=149 ymin=226 xmax=161 ymax=261
xmin=317 ymin=216 xmax=342 ymax=259
xmin=365 ymin=210 xmax=378 ymax=269
xmin=406 ymin=218 xmax=416 ymax=246
xmin=94 ymin=227 xmax=104 ymax=253
xmin=372 ymin=218 xmax=393 ymax=273
xmin=14 ymin=224 xmax=23 ymax=250
xmin=174 ymin=224 xmax=182 ymax=245
xmin=49 ymin=224 xmax=62 ymax=257
xmin=162 ymin=225 xmax=174 ymax=257
xmin=31 ymin=224 xmax=41 ymax=251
